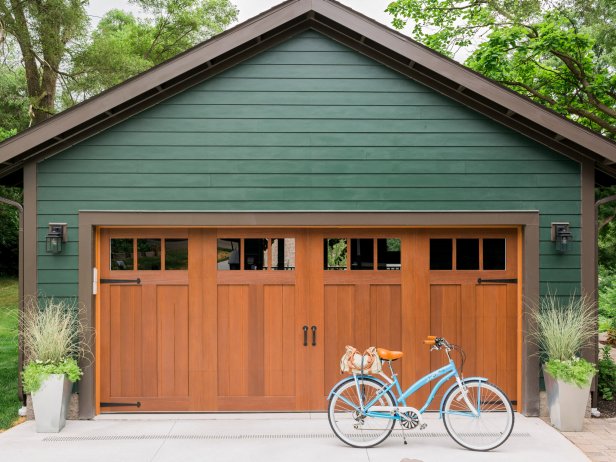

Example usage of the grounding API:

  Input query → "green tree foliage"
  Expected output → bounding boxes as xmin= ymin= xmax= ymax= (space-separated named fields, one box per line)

xmin=0 ymin=185 xmax=22 ymax=277
xmin=0 ymin=68 xmax=29 ymax=132
xmin=0 ymin=0 xmax=89 ymax=125
xmin=386 ymin=0 xmax=616 ymax=137
xmin=66 ymin=0 xmax=238 ymax=101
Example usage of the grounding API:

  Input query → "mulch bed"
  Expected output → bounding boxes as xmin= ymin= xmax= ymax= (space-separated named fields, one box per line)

xmin=598 ymin=398 xmax=616 ymax=418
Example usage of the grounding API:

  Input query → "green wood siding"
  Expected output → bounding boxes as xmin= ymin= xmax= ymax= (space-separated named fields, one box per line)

xmin=36 ymin=30 xmax=581 ymax=298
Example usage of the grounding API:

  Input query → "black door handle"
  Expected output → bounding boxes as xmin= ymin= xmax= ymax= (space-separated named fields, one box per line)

xmin=303 ymin=325 xmax=308 ymax=346
xmin=311 ymin=325 xmax=317 ymax=346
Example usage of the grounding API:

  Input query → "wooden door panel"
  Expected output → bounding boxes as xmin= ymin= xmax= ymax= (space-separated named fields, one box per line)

xmin=158 ymin=285 xmax=189 ymax=397
xmin=321 ymin=283 xmax=402 ymax=403
xmin=263 ymin=285 xmax=296 ymax=397
xmin=217 ymin=284 xmax=250 ymax=397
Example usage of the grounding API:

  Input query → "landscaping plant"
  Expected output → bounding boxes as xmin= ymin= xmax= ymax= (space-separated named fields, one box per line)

xmin=21 ymin=298 xmax=89 ymax=393
xmin=531 ymin=293 xmax=597 ymax=387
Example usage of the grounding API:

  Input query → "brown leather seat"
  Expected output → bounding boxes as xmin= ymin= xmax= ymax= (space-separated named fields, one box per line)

xmin=377 ymin=348 xmax=404 ymax=361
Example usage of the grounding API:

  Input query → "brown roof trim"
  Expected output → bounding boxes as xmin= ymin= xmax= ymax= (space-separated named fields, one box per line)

xmin=1 ymin=0 xmax=616 ymax=178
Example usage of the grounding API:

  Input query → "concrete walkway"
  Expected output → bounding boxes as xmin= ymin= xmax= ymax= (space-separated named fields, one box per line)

xmin=561 ymin=418 xmax=616 ymax=462
xmin=0 ymin=413 xmax=588 ymax=462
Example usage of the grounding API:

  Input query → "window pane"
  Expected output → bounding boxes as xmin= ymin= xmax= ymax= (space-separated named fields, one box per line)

xmin=430 ymin=239 xmax=452 ymax=270
xmin=245 ymin=238 xmax=268 ymax=270
xmin=351 ymin=238 xmax=374 ymax=270
xmin=137 ymin=239 xmax=161 ymax=270
xmin=218 ymin=238 xmax=241 ymax=270
xmin=378 ymin=238 xmax=401 ymax=270
xmin=110 ymin=239 xmax=134 ymax=270
xmin=271 ymin=238 xmax=295 ymax=270
xmin=456 ymin=239 xmax=479 ymax=270
xmin=165 ymin=239 xmax=188 ymax=270
xmin=483 ymin=239 xmax=506 ymax=270
xmin=324 ymin=238 xmax=347 ymax=270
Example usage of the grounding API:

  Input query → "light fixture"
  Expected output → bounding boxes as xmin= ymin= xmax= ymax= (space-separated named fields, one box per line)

xmin=551 ymin=222 xmax=572 ymax=254
xmin=46 ymin=223 xmax=67 ymax=254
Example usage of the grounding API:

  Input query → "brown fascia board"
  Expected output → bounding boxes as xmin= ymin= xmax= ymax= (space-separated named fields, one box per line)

xmin=1 ymin=0 xmax=616 ymax=177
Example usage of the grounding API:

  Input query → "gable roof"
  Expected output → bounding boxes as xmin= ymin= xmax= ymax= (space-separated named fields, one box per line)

xmin=1 ymin=0 xmax=616 ymax=181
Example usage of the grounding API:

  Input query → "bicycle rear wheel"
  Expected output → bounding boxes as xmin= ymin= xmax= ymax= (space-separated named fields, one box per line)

xmin=328 ymin=376 xmax=395 ymax=448
xmin=442 ymin=380 xmax=514 ymax=451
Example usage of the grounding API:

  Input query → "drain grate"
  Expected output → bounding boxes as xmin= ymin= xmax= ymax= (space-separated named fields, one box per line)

xmin=44 ymin=432 xmax=531 ymax=443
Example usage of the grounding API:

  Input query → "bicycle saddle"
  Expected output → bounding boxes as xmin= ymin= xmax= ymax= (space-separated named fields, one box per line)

xmin=377 ymin=348 xmax=403 ymax=361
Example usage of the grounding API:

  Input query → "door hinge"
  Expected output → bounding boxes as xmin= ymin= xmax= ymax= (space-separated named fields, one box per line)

xmin=477 ymin=278 xmax=518 ymax=284
xmin=100 ymin=278 xmax=141 ymax=285
xmin=100 ymin=401 xmax=142 ymax=408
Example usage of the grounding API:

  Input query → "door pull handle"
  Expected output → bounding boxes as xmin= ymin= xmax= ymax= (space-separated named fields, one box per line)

xmin=303 ymin=325 xmax=308 ymax=346
xmin=311 ymin=325 xmax=317 ymax=346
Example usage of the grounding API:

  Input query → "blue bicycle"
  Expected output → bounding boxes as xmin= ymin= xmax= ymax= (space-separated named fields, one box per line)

xmin=327 ymin=336 xmax=514 ymax=450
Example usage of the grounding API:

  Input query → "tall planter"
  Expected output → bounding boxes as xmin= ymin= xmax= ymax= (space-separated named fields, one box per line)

xmin=543 ymin=366 xmax=590 ymax=432
xmin=31 ymin=374 xmax=72 ymax=433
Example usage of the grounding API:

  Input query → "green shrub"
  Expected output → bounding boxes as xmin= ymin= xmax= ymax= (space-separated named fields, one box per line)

xmin=598 ymin=345 xmax=616 ymax=400
xmin=22 ymin=358 xmax=82 ymax=393
xmin=545 ymin=357 xmax=596 ymax=388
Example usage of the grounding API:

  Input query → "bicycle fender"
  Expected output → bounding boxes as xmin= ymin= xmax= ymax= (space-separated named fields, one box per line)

xmin=327 ymin=375 xmax=387 ymax=401
xmin=438 ymin=376 xmax=488 ymax=418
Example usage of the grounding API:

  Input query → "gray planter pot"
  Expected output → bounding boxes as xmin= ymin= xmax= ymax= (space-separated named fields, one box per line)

xmin=543 ymin=365 xmax=591 ymax=432
xmin=31 ymin=374 xmax=72 ymax=433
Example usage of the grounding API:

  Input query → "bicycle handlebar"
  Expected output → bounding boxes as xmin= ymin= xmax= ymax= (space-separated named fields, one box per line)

xmin=423 ymin=336 xmax=451 ymax=349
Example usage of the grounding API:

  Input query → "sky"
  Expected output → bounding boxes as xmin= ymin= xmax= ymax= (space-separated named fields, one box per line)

xmin=87 ymin=0 xmax=396 ymax=30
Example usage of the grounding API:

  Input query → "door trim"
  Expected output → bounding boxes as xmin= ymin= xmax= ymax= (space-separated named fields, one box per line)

xmin=79 ymin=211 xmax=540 ymax=418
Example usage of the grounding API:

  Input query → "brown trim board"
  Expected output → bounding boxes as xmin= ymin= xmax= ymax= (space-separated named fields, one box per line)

xmin=77 ymin=210 xmax=540 ymax=418
xmin=23 ymin=161 xmax=37 ymax=301
xmin=581 ymin=159 xmax=598 ymax=407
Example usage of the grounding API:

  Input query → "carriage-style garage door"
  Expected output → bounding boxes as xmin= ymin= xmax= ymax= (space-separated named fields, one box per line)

xmin=99 ymin=227 xmax=519 ymax=412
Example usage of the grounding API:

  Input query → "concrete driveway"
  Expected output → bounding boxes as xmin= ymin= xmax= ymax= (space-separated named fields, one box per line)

xmin=0 ymin=413 xmax=588 ymax=462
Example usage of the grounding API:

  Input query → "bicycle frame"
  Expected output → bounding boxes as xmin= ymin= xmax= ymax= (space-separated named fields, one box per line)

xmin=332 ymin=356 xmax=479 ymax=422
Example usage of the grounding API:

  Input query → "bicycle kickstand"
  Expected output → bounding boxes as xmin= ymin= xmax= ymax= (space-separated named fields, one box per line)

xmin=399 ymin=420 xmax=408 ymax=445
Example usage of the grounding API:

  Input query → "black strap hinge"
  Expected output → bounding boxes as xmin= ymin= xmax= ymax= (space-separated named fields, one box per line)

xmin=477 ymin=278 xmax=518 ymax=284
xmin=100 ymin=401 xmax=142 ymax=408
xmin=100 ymin=278 xmax=141 ymax=285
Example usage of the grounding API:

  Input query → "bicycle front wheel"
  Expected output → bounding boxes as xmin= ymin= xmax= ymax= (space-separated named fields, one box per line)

xmin=328 ymin=376 xmax=395 ymax=448
xmin=442 ymin=380 xmax=514 ymax=451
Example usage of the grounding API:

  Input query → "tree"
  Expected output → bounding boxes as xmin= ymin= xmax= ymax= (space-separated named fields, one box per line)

xmin=0 ymin=0 xmax=89 ymax=125
xmin=386 ymin=0 xmax=616 ymax=137
xmin=65 ymin=0 xmax=238 ymax=102
xmin=0 ymin=0 xmax=238 ymax=124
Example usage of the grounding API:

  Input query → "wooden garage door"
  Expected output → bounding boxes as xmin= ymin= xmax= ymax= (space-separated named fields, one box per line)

xmin=99 ymin=229 xmax=197 ymax=411
xmin=98 ymin=227 xmax=518 ymax=412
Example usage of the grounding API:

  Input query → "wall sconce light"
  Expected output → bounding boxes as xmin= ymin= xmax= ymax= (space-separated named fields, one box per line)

xmin=551 ymin=222 xmax=572 ymax=254
xmin=46 ymin=223 xmax=67 ymax=254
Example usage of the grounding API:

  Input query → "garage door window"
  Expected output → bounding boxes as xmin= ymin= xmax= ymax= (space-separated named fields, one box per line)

xmin=430 ymin=237 xmax=507 ymax=271
xmin=110 ymin=239 xmax=134 ymax=270
xmin=218 ymin=238 xmax=296 ymax=270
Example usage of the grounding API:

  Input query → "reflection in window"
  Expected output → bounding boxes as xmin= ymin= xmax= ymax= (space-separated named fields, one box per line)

xmin=430 ymin=239 xmax=452 ymax=270
xmin=378 ymin=238 xmax=401 ymax=270
xmin=218 ymin=238 xmax=241 ymax=270
xmin=483 ymin=239 xmax=506 ymax=270
xmin=324 ymin=238 xmax=347 ymax=270
xmin=110 ymin=239 xmax=134 ymax=270
xmin=245 ymin=238 xmax=268 ymax=270
xmin=137 ymin=239 xmax=161 ymax=270
xmin=351 ymin=238 xmax=374 ymax=270
xmin=165 ymin=239 xmax=188 ymax=270
xmin=456 ymin=239 xmax=479 ymax=270
xmin=271 ymin=238 xmax=295 ymax=270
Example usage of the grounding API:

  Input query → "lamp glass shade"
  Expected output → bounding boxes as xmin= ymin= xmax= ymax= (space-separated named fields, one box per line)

xmin=46 ymin=235 xmax=63 ymax=253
